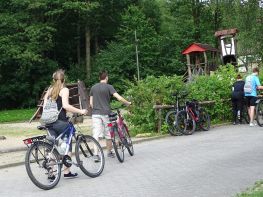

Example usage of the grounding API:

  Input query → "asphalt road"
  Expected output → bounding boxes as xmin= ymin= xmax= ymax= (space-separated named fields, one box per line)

xmin=1 ymin=125 xmax=263 ymax=197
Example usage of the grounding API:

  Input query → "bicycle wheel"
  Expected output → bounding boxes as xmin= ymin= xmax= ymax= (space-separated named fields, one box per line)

xmin=112 ymin=127 xmax=124 ymax=163
xmin=165 ymin=110 xmax=183 ymax=136
xmin=256 ymin=100 xmax=263 ymax=126
xmin=198 ymin=109 xmax=210 ymax=131
xmin=122 ymin=124 xmax=134 ymax=156
xmin=75 ymin=135 xmax=105 ymax=178
xmin=25 ymin=141 xmax=61 ymax=190
xmin=176 ymin=110 xmax=196 ymax=135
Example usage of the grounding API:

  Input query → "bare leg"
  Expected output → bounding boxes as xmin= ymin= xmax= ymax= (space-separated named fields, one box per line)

xmin=250 ymin=106 xmax=255 ymax=123
xmin=106 ymin=139 xmax=113 ymax=153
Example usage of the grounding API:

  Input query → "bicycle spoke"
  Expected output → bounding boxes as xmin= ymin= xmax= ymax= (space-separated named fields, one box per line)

xmin=25 ymin=142 xmax=61 ymax=190
xmin=75 ymin=135 xmax=105 ymax=178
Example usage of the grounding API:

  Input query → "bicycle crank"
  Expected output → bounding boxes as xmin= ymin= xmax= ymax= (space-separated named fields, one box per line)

xmin=62 ymin=155 xmax=72 ymax=168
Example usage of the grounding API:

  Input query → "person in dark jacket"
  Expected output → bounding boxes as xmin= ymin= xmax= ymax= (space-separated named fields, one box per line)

xmin=231 ymin=74 xmax=245 ymax=124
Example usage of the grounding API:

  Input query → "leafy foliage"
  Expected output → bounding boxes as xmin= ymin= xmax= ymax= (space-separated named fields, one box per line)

xmin=0 ymin=0 xmax=262 ymax=112
xmin=125 ymin=75 xmax=184 ymax=134
xmin=125 ymin=65 xmax=237 ymax=134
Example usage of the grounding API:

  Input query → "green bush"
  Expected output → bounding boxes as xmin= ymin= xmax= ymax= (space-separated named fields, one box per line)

xmin=187 ymin=64 xmax=237 ymax=123
xmin=125 ymin=75 xmax=184 ymax=135
xmin=125 ymin=64 xmax=237 ymax=134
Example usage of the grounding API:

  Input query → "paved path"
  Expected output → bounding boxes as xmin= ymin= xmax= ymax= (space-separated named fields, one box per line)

xmin=1 ymin=125 xmax=263 ymax=197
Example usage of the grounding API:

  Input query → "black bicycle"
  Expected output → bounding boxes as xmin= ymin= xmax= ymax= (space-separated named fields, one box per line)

xmin=108 ymin=107 xmax=134 ymax=163
xmin=256 ymin=96 xmax=263 ymax=126
xmin=23 ymin=115 xmax=105 ymax=190
xmin=165 ymin=92 xmax=187 ymax=136
xmin=242 ymin=98 xmax=249 ymax=124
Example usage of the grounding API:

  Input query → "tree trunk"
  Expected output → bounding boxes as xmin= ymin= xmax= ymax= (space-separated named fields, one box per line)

xmin=214 ymin=0 xmax=220 ymax=48
xmin=192 ymin=0 xmax=201 ymax=41
xmin=85 ymin=25 xmax=91 ymax=80
xmin=77 ymin=23 xmax=81 ymax=65
xmin=94 ymin=36 xmax=99 ymax=54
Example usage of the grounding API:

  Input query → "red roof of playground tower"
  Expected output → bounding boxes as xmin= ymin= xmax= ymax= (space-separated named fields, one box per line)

xmin=182 ymin=43 xmax=219 ymax=55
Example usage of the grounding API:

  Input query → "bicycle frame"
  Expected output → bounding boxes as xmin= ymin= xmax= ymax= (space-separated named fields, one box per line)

xmin=53 ymin=122 xmax=76 ymax=155
xmin=108 ymin=109 xmax=126 ymax=139
xmin=24 ymin=122 xmax=77 ymax=156
xmin=186 ymin=106 xmax=198 ymax=122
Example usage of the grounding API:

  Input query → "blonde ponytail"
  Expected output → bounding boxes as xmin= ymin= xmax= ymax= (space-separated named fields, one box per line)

xmin=50 ymin=69 xmax=65 ymax=101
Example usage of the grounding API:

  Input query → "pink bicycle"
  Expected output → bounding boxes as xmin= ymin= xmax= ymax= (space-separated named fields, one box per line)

xmin=108 ymin=108 xmax=134 ymax=163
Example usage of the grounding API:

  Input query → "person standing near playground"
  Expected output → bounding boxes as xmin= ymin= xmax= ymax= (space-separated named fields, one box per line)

xmin=231 ymin=74 xmax=245 ymax=125
xmin=244 ymin=67 xmax=263 ymax=126
xmin=90 ymin=70 xmax=131 ymax=158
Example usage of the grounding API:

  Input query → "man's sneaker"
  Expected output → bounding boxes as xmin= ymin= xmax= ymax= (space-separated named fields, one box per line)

xmin=249 ymin=122 xmax=255 ymax=127
xmin=107 ymin=151 xmax=115 ymax=158
xmin=93 ymin=155 xmax=101 ymax=163
xmin=64 ymin=172 xmax=78 ymax=178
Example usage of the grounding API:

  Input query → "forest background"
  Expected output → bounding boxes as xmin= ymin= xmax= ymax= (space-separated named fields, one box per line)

xmin=0 ymin=0 xmax=262 ymax=111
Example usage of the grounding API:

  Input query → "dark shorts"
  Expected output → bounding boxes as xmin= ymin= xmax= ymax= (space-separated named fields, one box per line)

xmin=245 ymin=96 xmax=257 ymax=107
xmin=47 ymin=120 xmax=72 ymax=152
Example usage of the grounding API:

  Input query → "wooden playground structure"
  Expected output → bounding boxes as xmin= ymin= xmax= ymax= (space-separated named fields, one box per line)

xmin=182 ymin=28 xmax=239 ymax=80
xmin=30 ymin=80 xmax=91 ymax=123
xmin=182 ymin=43 xmax=219 ymax=80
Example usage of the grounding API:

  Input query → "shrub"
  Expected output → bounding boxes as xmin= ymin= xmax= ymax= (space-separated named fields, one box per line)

xmin=125 ymin=75 xmax=184 ymax=135
xmin=125 ymin=64 xmax=237 ymax=134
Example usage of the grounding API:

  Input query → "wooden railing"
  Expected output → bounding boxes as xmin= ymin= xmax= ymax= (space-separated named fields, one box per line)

xmin=153 ymin=100 xmax=217 ymax=133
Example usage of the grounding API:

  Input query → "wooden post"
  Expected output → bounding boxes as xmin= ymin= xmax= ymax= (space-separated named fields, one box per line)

xmin=204 ymin=51 xmax=208 ymax=74
xmin=157 ymin=108 xmax=162 ymax=133
xmin=85 ymin=26 xmax=91 ymax=80
xmin=186 ymin=54 xmax=192 ymax=79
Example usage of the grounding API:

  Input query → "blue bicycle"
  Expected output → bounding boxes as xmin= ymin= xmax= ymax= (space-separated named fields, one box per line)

xmin=23 ymin=115 xmax=105 ymax=190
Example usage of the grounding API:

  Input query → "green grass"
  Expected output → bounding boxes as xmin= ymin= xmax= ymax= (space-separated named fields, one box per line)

xmin=237 ymin=181 xmax=263 ymax=197
xmin=0 ymin=127 xmax=43 ymax=137
xmin=0 ymin=108 xmax=36 ymax=123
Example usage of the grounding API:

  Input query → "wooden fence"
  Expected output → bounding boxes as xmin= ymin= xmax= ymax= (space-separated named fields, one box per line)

xmin=153 ymin=100 xmax=217 ymax=133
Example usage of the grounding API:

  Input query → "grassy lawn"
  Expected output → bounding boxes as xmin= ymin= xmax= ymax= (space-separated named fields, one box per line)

xmin=0 ymin=108 xmax=36 ymax=123
xmin=237 ymin=181 xmax=263 ymax=197
xmin=0 ymin=120 xmax=92 ymax=138
xmin=0 ymin=126 xmax=43 ymax=138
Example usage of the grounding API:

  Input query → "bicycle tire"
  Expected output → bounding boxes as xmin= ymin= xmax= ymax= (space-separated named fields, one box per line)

xmin=198 ymin=108 xmax=210 ymax=131
xmin=176 ymin=110 xmax=196 ymax=135
xmin=122 ymin=124 xmax=134 ymax=156
xmin=165 ymin=110 xmax=183 ymax=136
xmin=25 ymin=141 xmax=61 ymax=190
xmin=112 ymin=127 xmax=124 ymax=163
xmin=242 ymin=105 xmax=249 ymax=124
xmin=75 ymin=135 xmax=105 ymax=178
xmin=256 ymin=100 xmax=263 ymax=127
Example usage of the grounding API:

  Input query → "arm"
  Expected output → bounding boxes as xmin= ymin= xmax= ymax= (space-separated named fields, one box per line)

xmin=61 ymin=88 xmax=87 ymax=115
xmin=113 ymin=93 xmax=131 ymax=106
xmin=256 ymin=77 xmax=263 ymax=90
xmin=43 ymin=88 xmax=51 ymax=108
xmin=90 ymin=96 xmax=93 ymax=108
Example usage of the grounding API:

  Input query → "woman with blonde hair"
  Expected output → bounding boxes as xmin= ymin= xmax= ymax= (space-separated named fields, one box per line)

xmin=43 ymin=69 xmax=87 ymax=179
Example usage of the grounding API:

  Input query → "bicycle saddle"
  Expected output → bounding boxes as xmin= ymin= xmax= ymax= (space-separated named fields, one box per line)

xmin=108 ymin=112 xmax=117 ymax=121
xmin=109 ymin=112 xmax=117 ymax=117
